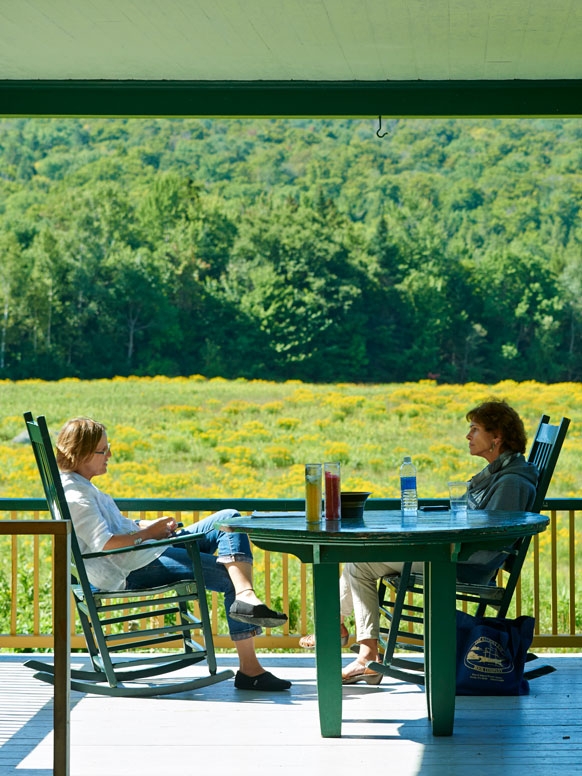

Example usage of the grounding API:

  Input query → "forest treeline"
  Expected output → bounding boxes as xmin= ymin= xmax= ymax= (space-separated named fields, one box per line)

xmin=0 ymin=117 xmax=581 ymax=383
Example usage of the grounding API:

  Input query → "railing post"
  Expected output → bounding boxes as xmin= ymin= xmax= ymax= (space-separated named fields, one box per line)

xmin=0 ymin=520 xmax=71 ymax=776
xmin=53 ymin=521 xmax=71 ymax=776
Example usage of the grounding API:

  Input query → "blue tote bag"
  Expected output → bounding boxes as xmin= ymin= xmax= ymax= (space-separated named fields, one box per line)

xmin=456 ymin=610 xmax=535 ymax=696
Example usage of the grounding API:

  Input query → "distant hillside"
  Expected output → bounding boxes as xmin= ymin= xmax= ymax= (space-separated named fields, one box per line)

xmin=0 ymin=117 xmax=581 ymax=382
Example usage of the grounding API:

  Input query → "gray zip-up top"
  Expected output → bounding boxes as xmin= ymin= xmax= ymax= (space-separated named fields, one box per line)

xmin=467 ymin=451 xmax=538 ymax=511
xmin=458 ymin=451 xmax=539 ymax=584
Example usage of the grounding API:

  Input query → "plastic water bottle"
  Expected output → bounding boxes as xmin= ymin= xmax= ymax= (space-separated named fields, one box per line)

xmin=400 ymin=456 xmax=418 ymax=515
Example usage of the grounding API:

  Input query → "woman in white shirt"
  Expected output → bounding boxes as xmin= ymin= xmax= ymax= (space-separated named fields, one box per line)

xmin=57 ymin=416 xmax=291 ymax=692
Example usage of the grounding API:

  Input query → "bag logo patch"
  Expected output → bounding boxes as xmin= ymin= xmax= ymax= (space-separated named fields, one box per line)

xmin=464 ymin=635 xmax=513 ymax=675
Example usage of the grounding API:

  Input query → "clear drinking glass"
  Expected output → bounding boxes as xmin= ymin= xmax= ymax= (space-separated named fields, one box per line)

xmin=305 ymin=464 xmax=323 ymax=523
xmin=448 ymin=480 xmax=468 ymax=518
xmin=324 ymin=462 xmax=341 ymax=521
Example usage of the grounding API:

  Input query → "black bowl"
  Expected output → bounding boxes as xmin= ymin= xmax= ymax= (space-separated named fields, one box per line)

xmin=340 ymin=491 xmax=372 ymax=519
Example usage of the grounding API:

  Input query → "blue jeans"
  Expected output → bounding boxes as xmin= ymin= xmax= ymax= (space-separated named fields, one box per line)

xmin=125 ymin=510 xmax=261 ymax=641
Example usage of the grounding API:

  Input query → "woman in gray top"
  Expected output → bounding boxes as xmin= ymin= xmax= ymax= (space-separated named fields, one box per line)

xmin=466 ymin=401 xmax=538 ymax=511
xmin=456 ymin=400 xmax=538 ymax=583
xmin=340 ymin=399 xmax=538 ymax=684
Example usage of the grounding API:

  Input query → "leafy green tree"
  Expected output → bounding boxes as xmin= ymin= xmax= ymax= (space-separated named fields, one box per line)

xmin=226 ymin=198 xmax=368 ymax=380
xmin=558 ymin=250 xmax=582 ymax=380
xmin=102 ymin=245 xmax=182 ymax=375
xmin=0 ymin=231 xmax=25 ymax=371
xmin=470 ymin=246 xmax=564 ymax=381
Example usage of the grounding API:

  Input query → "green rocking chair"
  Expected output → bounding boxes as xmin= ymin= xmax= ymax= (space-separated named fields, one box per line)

xmin=23 ymin=412 xmax=234 ymax=697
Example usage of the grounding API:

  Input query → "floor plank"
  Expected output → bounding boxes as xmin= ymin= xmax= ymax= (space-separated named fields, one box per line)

xmin=0 ymin=653 xmax=581 ymax=775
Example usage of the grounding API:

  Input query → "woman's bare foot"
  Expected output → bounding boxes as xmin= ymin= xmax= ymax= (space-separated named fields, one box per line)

xmin=299 ymin=622 xmax=350 ymax=649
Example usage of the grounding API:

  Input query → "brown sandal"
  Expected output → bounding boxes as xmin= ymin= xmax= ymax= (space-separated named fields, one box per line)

xmin=341 ymin=662 xmax=382 ymax=686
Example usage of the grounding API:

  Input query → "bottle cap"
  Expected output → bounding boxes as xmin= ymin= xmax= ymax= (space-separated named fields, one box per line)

xmin=403 ymin=456 xmax=412 ymax=463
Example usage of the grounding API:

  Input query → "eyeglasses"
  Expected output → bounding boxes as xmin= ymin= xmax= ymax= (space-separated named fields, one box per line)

xmin=94 ymin=444 xmax=111 ymax=456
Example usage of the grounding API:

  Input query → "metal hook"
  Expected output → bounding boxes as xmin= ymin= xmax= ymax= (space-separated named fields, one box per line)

xmin=376 ymin=115 xmax=388 ymax=138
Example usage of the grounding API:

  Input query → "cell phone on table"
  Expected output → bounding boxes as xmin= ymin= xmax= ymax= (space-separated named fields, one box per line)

xmin=418 ymin=505 xmax=448 ymax=512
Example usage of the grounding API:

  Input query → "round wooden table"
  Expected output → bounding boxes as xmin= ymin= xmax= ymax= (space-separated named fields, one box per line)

xmin=219 ymin=509 xmax=549 ymax=738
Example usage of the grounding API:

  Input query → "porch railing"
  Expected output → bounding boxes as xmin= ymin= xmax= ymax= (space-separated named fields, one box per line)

xmin=1 ymin=497 xmax=580 ymax=651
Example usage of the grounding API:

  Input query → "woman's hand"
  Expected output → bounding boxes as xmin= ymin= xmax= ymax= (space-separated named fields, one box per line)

xmin=143 ymin=517 xmax=180 ymax=540
xmin=103 ymin=517 xmax=180 ymax=550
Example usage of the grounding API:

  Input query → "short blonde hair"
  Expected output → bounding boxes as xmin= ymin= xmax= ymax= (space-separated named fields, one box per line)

xmin=56 ymin=417 xmax=107 ymax=472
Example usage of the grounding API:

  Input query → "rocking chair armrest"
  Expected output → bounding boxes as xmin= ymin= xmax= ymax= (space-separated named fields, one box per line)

xmin=82 ymin=531 xmax=204 ymax=559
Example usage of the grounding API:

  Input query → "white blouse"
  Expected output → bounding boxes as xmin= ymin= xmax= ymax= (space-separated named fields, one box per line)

xmin=60 ymin=471 xmax=164 ymax=591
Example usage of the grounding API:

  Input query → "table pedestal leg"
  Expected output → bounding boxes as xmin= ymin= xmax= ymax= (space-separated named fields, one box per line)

xmin=425 ymin=559 xmax=457 ymax=736
xmin=313 ymin=561 xmax=342 ymax=737
xmin=423 ymin=561 xmax=432 ymax=720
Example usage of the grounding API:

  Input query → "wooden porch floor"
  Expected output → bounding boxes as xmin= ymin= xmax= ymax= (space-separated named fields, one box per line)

xmin=1 ymin=652 xmax=581 ymax=776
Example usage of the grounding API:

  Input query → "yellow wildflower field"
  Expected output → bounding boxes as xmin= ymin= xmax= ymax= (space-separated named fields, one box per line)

xmin=0 ymin=376 xmax=579 ymax=501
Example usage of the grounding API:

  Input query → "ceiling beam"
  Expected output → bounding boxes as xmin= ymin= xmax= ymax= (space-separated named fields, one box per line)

xmin=1 ymin=80 xmax=581 ymax=118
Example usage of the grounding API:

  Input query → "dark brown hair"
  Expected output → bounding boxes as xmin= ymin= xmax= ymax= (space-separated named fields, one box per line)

xmin=466 ymin=400 xmax=527 ymax=454
xmin=56 ymin=417 xmax=107 ymax=472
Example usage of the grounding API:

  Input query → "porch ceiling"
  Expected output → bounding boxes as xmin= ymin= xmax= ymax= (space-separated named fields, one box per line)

xmin=1 ymin=0 xmax=581 ymax=116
